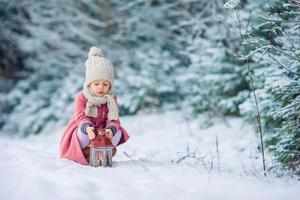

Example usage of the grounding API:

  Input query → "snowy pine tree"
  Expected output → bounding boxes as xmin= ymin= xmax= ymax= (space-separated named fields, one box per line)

xmin=109 ymin=0 xmax=186 ymax=114
xmin=242 ymin=0 xmax=300 ymax=174
xmin=0 ymin=0 xmax=116 ymax=135
xmin=221 ymin=0 xmax=300 ymax=174
xmin=181 ymin=0 xmax=253 ymax=121
xmin=0 ymin=0 xmax=29 ymax=129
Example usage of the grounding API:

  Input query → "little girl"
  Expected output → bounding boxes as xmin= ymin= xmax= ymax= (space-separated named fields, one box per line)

xmin=59 ymin=47 xmax=129 ymax=165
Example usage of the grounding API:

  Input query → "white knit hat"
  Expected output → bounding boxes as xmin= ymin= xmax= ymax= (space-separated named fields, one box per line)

xmin=84 ymin=47 xmax=114 ymax=86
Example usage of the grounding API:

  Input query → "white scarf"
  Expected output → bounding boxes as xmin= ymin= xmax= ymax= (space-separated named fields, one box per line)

xmin=82 ymin=84 xmax=119 ymax=120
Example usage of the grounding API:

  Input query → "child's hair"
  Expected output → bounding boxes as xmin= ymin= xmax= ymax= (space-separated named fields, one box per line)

xmin=84 ymin=47 xmax=115 ymax=87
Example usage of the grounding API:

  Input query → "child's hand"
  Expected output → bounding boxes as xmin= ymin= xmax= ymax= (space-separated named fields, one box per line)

xmin=86 ymin=127 xmax=96 ymax=140
xmin=105 ymin=129 xmax=113 ymax=140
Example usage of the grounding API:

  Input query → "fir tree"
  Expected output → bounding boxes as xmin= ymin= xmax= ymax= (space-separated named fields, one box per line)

xmin=245 ymin=0 xmax=300 ymax=174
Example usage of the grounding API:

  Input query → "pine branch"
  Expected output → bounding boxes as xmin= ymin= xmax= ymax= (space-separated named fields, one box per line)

xmin=252 ymin=53 xmax=300 ymax=77
xmin=242 ymin=50 xmax=300 ymax=77
xmin=270 ymin=45 xmax=300 ymax=63
xmin=267 ymin=54 xmax=300 ymax=76
xmin=258 ymin=16 xmax=300 ymax=23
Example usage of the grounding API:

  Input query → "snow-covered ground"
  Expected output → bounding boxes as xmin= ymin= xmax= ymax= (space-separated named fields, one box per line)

xmin=0 ymin=112 xmax=299 ymax=200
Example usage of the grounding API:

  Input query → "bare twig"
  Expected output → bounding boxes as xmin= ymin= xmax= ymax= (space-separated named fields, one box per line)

xmin=234 ymin=8 xmax=267 ymax=177
xmin=123 ymin=151 xmax=149 ymax=172
xmin=186 ymin=162 xmax=202 ymax=173
xmin=243 ymin=45 xmax=272 ymax=59
xmin=176 ymin=150 xmax=207 ymax=165
xmin=209 ymin=152 xmax=214 ymax=173
xmin=176 ymin=146 xmax=210 ymax=171
xmin=216 ymin=134 xmax=221 ymax=174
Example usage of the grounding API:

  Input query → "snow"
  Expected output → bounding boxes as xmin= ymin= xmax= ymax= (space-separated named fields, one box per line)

xmin=0 ymin=112 xmax=299 ymax=200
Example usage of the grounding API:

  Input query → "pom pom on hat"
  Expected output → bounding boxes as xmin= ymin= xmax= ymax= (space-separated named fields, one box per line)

xmin=88 ymin=47 xmax=103 ymax=58
xmin=84 ymin=46 xmax=114 ymax=86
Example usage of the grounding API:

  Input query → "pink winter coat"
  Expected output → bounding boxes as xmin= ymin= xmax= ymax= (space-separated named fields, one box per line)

xmin=59 ymin=92 xmax=129 ymax=165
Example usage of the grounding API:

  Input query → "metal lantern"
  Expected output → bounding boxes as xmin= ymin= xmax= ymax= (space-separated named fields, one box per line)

xmin=89 ymin=146 xmax=113 ymax=167
xmin=89 ymin=129 xmax=113 ymax=167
